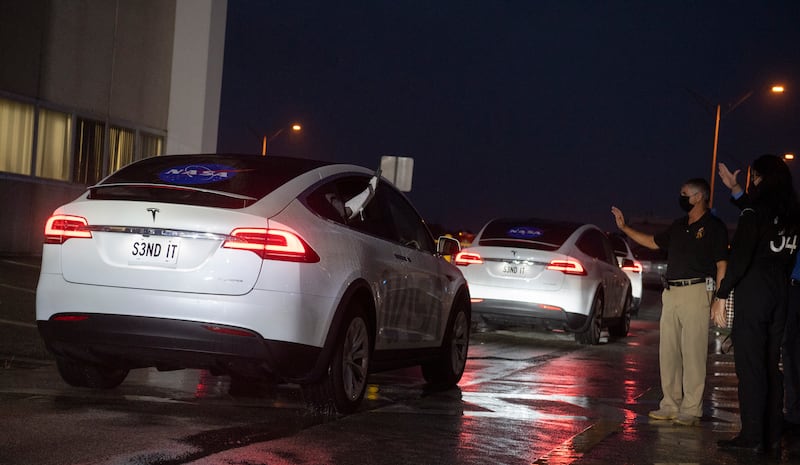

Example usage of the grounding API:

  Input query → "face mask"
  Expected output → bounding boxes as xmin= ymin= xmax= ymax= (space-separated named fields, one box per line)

xmin=679 ymin=195 xmax=693 ymax=212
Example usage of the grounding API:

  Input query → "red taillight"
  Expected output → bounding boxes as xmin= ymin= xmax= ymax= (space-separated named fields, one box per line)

xmin=44 ymin=215 xmax=92 ymax=244
xmin=454 ymin=251 xmax=483 ymax=266
xmin=622 ymin=261 xmax=643 ymax=273
xmin=540 ymin=304 xmax=563 ymax=311
xmin=202 ymin=325 xmax=256 ymax=338
xmin=546 ymin=258 xmax=587 ymax=275
xmin=222 ymin=228 xmax=319 ymax=263
xmin=52 ymin=314 xmax=89 ymax=322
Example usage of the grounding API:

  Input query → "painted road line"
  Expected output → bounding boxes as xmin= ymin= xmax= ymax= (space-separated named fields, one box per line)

xmin=0 ymin=318 xmax=37 ymax=329
xmin=0 ymin=283 xmax=36 ymax=294
xmin=0 ymin=259 xmax=40 ymax=269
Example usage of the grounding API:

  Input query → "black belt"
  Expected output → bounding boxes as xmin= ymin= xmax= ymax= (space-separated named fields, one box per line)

xmin=667 ymin=278 xmax=705 ymax=287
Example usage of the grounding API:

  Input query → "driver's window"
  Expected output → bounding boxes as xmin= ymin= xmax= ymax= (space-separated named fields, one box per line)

xmin=577 ymin=230 xmax=612 ymax=264
xmin=382 ymin=184 xmax=436 ymax=253
xmin=599 ymin=234 xmax=617 ymax=265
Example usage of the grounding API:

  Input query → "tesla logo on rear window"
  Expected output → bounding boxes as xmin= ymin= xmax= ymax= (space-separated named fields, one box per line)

xmin=507 ymin=226 xmax=543 ymax=239
xmin=158 ymin=164 xmax=248 ymax=185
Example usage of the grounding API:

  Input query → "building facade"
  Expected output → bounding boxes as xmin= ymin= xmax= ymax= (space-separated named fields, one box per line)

xmin=0 ymin=0 xmax=226 ymax=255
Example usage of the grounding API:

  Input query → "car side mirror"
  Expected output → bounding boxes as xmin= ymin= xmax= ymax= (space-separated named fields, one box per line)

xmin=437 ymin=236 xmax=461 ymax=256
xmin=621 ymin=258 xmax=635 ymax=269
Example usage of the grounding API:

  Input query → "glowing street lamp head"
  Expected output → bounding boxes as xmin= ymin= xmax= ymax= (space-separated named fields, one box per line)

xmin=772 ymin=85 xmax=785 ymax=93
xmin=261 ymin=123 xmax=303 ymax=156
xmin=785 ymin=153 xmax=795 ymax=161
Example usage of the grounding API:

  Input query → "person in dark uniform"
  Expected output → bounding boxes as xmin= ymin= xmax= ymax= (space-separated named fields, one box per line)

xmin=785 ymin=258 xmax=800 ymax=429
xmin=720 ymin=161 xmax=800 ymax=432
xmin=612 ymin=178 xmax=728 ymax=427
xmin=712 ymin=155 xmax=800 ymax=453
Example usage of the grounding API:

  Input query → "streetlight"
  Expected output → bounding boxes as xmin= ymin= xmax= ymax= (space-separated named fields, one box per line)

xmin=262 ymin=123 xmax=302 ymax=156
xmin=698 ymin=84 xmax=786 ymax=207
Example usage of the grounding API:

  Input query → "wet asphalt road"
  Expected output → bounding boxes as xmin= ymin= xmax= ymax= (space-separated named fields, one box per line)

xmin=1 ymin=256 xmax=799 ymax=464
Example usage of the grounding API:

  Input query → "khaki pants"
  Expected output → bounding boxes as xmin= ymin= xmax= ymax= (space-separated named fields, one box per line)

xmin=658 ymin=283 xmax=712 ymax=417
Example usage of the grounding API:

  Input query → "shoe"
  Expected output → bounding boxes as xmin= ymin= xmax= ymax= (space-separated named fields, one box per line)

xmin=648 ymin=409 xmax=676 ymax=420
xmin=717 ymin=436 xmax=763 ymax=453
xmin=673 ymin=413 xmax=700 ymax=426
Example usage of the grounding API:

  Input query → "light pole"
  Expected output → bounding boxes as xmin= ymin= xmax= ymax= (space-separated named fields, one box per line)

xmin=693 ymin=85 xmax=785 ymax=207
xmin=262 ymin=123 xmax=302 ymax=156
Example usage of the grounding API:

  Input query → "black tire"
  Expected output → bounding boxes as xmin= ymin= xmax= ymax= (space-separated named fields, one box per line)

xmin=302 ymin=302 xmax=371 ymax=415
xmin=608 ymin=292 xmax=632 ymax=339
xmin=575 ymin=292 xmax=603 ymax=345
xmin=422 ymin=296 xmax=470 ymax=388
xmin=55 ymin=356 xmax=128 ymax=389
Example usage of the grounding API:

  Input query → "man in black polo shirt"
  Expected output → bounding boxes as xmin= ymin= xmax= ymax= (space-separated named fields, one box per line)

xmin=612 ymin=178 xmax=728 ymax=426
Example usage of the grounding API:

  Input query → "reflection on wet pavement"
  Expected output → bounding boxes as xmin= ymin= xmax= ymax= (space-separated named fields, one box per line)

xmin=5 ymin=313 xmax=800 ymax=464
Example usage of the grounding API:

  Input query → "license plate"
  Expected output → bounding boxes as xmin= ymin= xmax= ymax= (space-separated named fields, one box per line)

xmin=129 ymin=236 xmax=180 ymax=266
xmin=500 ymin=263 xmax=527 ymax=276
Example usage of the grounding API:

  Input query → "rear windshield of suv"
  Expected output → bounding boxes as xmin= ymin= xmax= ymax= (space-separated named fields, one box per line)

xmin=478 ymin=219 xmax=580 ymax=251
xmin=89 ymin=154 xmax=331 ymax=208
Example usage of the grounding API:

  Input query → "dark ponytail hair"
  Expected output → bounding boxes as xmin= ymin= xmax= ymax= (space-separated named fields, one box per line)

xmin=750 ymin=154 xmax=800 ymax=229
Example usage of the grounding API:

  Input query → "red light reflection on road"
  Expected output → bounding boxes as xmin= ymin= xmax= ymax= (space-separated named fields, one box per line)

xmin=195 ymin=371 xmax=212 ymax=398
xmin=457 ymin=415 xmax=582 ymax=464
xmin=460 ymin=333 xmax=660 ymax=461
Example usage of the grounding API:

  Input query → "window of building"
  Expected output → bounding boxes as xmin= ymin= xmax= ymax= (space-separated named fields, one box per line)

xmin=1 ymin=95 xmax=165 ymax=184
xmin=0 ymin=97 xmax=34 ymax=175
xmin=73 ymin=118 xmax=105 ymax=185
xmin=109 ymin=126 xmax=136 ymax=172
xmin=139 ymin=132 xmax=164 ymax=160
xmin=35 ymin=108 xmax=72 ymax=181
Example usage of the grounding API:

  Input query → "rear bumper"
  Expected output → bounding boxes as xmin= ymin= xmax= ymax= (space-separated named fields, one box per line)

xmin=37 ymin=314 xmax=322 ymax=383
xmin=36 ymin=273 xmax=336 ymax=349
xmin=471 ymin=299 xmax=588 ymax=332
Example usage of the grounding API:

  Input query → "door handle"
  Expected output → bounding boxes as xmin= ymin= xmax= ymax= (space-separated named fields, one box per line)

xmin=394 ymin=254 xmax=411 ymax=262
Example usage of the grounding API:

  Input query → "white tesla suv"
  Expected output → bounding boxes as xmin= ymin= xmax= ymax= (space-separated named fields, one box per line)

xmin=36 ymin=154 xmax=470 ymax=414
xmin=455 ymin=218 xmax=631 ymax=344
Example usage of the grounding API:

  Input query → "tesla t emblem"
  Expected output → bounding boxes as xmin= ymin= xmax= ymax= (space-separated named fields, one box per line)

xmin=511 ymin=250 xmax=517 ymax=257
xmin=146 ymin=208 xmax=160 ymax=222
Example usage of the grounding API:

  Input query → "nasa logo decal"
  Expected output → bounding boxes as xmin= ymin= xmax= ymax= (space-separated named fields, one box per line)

xmin=507 ymin=226 xmax=543 ymax=239
xmin=158 ymin=164 xmax=241 ymax=185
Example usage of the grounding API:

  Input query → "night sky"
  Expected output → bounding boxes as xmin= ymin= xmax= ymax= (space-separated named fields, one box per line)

xmin=216 ymin=1 xmax=800 ymax=234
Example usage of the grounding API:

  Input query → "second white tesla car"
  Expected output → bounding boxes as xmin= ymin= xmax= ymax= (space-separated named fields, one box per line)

xmin=36 ymin=153 xmax=470 ymax=414
xmin=455 ymin=218 xmax=632 ymax=344
xmin=608 ymin=232 xmax=643 ymax=312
